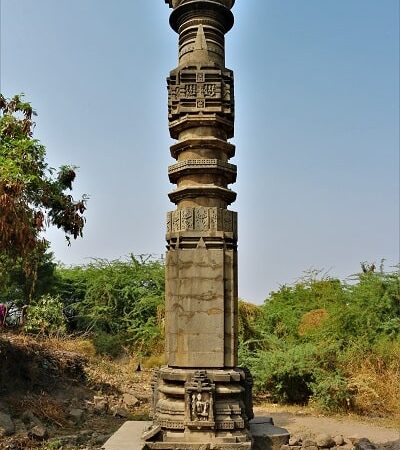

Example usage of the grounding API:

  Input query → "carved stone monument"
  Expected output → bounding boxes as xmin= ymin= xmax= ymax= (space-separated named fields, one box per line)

xmin=144 ymin=0 xmax=254 ymax=448
xmin=102 ymin=2 xmax=292 ymax=449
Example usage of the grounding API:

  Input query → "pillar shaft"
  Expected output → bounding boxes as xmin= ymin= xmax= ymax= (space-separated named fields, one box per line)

xmin=165 ymin=0 xmax=238 ymax=370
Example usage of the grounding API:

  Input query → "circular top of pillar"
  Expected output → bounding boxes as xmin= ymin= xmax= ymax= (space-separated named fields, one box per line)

xmin=169 ymin=0 xmax=234 ymax=33
xmin=165 ymin=0 xmax=235 ymax=9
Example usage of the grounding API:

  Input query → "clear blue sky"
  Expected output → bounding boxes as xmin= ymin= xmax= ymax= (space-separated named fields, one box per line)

xmin=1 ymin=0 xmax=399 ymax=303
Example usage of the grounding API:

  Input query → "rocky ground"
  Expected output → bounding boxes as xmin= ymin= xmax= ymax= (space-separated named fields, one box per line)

xmin=255 ymin=407 xmax=400 ymax=450
xmin=0 ymin=333 xmax=153 ymax=449
xmin=0 ymin=333 xmax=399 ymax=450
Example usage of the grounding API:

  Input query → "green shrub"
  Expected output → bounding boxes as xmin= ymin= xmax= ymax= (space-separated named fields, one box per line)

xmin=310 ymin=372 xmax=351 ymax=412
xmin=56 ymin=255 xmax=165 ymax=354
xmin=92 ymin=332 xmax=126 ymax=358
xmin=24 ymin=294 xmax=66 ymax=335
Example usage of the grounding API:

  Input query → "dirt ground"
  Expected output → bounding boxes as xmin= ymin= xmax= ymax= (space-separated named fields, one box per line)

xmin=255 ymin=406 xmax=400 ymax=447
xmin=1 ymin=333 xmax=399 ymax=450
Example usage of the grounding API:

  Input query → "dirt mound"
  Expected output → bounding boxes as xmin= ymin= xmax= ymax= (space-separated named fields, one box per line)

xmin=0 ymin=333 xmax=152 ymax=449
xmin=0 ymin=334 xmax=86 ymax=395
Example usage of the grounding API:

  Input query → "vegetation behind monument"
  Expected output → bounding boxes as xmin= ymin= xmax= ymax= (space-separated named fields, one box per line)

xmin=0 ymin=95 xmax=398 ymax=419
xmin=5 ymin=254 xmax=397 ymax=418
xmin=0 ymin=94 xmax=87 ymax=305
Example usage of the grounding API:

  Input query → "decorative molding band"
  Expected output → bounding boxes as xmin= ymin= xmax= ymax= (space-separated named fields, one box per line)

xmin=168 ymin=185 xmax=236 ymax=204
xmin=166 ymin=207 xmax=237 ymax=234
xmin=165 ymin=1 xmax=235 ymax=10
xmin=169 ymin=1 xmax=234 ymax=34
xmin=170 ymin=137 xmax=235 ymax=159
xmin=168 ymin=112 xmax=234 ymax=140
xmin=168 ymin=159 xmax=237 ymax=183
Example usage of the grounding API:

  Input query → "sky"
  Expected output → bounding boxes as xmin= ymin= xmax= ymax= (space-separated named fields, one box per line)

xmin=0 ymin=0 xmax=399 ymax=303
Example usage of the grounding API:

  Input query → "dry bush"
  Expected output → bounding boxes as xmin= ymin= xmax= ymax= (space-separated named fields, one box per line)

xmin=298 ymin=309 xmax=329 ymax=336
xmin=238 ymin=300 xmax=262 ymax=342
xmin=7 ymin=393 xmax=67 ymax=427
xmin=0 ymin=435 xmax=40 ymax=450
xmin=85 ymin=354 xmax=152 ymax=393
xmin=43 ymin=335 xmax=96 ymax=358
xmin=345 ymin=343 xmax=400 ymax=419
xmin=142 ymin=353 xmax=166 ymax=369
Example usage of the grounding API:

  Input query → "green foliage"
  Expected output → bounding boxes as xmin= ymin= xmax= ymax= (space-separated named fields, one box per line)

xmin=239 ymin=265 xmax=400 ymax=412
xmin=57 ymin=255 xmax=165 ymax=356
xmin=24 ymin=294 xmax=67 ymax=335
xmin=0 ymin=94 xmax=87 ymax=298
xmin=92 ymin=332 xmax=126 ymax=358
xmin=0 ymin=248 xmax=58 ymax=307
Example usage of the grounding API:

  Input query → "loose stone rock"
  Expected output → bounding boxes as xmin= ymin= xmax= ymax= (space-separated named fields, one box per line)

xmin=28 ymin=424 xmax=47 ymax=440
xmin=91 ymin=433 xmax=111 ymax=445
xmin=59 ymin=434 xmax=78 ymax=446
xmin=290 ymin=437 xmax=302 ymax=446
xmin=303 ymin=439 xmax=318 ymax=448
xmin=122 ymin=392 xmax=139 ymax=407
xmin=0 ymin=411 xmax=15 ymax=437
xmin=334 ymin=436 xmax=345 ymax=446
xmin=69 ymin=408 xmax=85 ymax=424
xmin=316 ymin=434 xmax=335 ymax=448
xmin=111 ymin=405 xmax=129 ymax=418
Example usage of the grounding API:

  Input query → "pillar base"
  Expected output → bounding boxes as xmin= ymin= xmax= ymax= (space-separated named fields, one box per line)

xmin=146 ymin=366 xmax=254 ymax=448
xmin=102 ymin=417 xmax=290 ymax=450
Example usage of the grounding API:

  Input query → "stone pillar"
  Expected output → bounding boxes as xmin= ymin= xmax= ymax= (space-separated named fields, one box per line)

xmin=166 ymin=0 xmax=237 ymax=370
xmin=145 ymin=1 xmax=254 ymax=448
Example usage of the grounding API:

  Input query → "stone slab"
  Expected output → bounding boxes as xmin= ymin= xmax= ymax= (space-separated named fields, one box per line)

xmin=103 ymin=417 xmax=289 ymax=450
xmin=165 ymin=246 xmax=225 ymax=367
xmin=250 ymin=416 xmax=290 ymax=450
xmin=102 ymin=421 xmax=151 ymax=450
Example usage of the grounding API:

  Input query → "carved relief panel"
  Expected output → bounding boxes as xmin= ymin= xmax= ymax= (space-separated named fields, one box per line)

xmin=168 ymin=67 xmax=234 ymax=122
xmin=184 ymin=371 xmax=215 ymax=429
xmin=167 ymin=207 xmax=237 ymax=235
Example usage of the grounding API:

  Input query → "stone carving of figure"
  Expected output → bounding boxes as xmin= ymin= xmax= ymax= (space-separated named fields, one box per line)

xmin=192 ymin=393 xmax=210 ymax=421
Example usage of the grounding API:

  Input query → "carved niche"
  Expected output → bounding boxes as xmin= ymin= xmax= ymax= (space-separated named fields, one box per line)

xmin=184 ymin=371 xmax=215 ymax=429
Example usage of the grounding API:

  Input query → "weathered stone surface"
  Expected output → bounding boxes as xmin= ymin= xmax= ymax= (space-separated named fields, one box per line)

xmin=102 ymin=421 xmax=151 ymax=450
xmin=290 ymin=437 xmax=303 ymax=446
xmin=334 ymin=436 xmax=345 ymax=446
xmin=250 ymin=418 xmax=290 ymax=450
xmin=111 ymin=405 xmax=129 ymax=418
xmin=68 ymin=408 xmax=85 ymax=424
xmin=123 ymin=393 xmax=139 ymax=408
xmin=28 ymin=424 xmax=48 ymax=440
xmin=316 ymin=434 xmax=335 ymax=448
xmin=144 ymin=0 xmax=262 ymax=448
xmin=165 ymin=246 xmax=225 ymax=367
xmin=303 ymin=439 xmax=318 ymax=448
xmin=354 ymin=438 xmax=377 ymax=450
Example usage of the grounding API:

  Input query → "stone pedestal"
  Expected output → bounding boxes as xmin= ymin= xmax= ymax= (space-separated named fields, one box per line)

xmin=102 ymin=417 xmax=290 ymax=450
xmin=147 ymin=367 xmax=253 ymax=448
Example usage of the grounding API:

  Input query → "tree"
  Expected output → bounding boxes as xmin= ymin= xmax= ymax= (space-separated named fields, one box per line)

xmin=0 ymin=94 xmax=87 ymax=299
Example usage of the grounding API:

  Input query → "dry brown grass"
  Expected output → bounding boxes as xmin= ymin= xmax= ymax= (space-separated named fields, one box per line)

xmin=39 ymin=335 xmax=96 ymax=358
xmin=344 ymin=343 xmax=400 ymax=421
xmin=142 ymin=353 xmax=166 ymax=369
xmin=298 ymin=309 xmax=329 ymax=336
xmin=7 ymin=392 xmax=67 ymax=427
xmin=85 ymin=353 xmax=153 ymax=394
